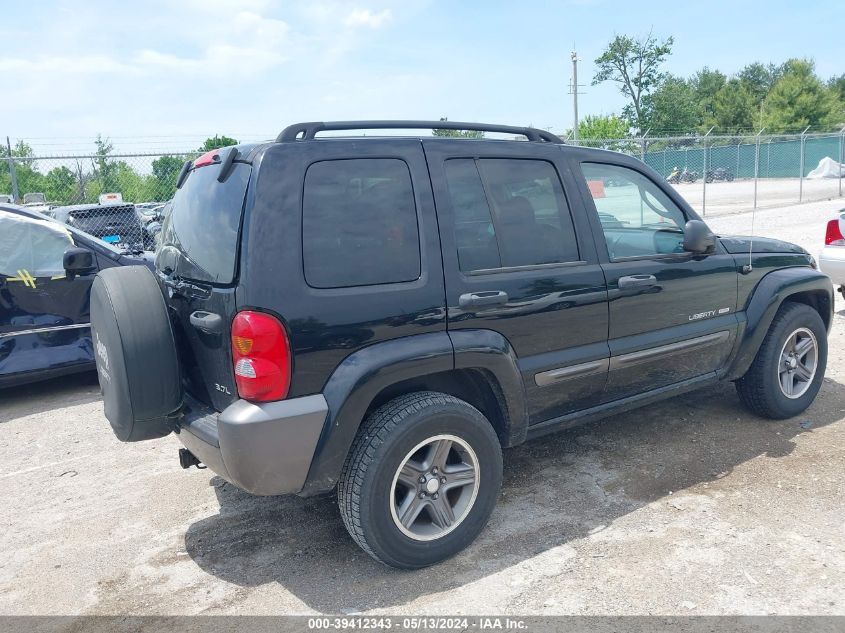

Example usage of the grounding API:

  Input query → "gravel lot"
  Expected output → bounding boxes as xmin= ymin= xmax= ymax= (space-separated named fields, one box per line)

xmin=2 ymin=197 xmax=845 ymax=616
xmin=673 ymin=177 xmax=843 ymax=217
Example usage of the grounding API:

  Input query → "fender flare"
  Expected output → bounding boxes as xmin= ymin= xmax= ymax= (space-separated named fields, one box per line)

xmin=725 ymin=267 xmax=833 ymax=381
xmin=299 ymin=332 xmax=453 ymax=496
xmin=298 ymin=329 xmax=528 ymax=496
xmin=449 ymin=329 xmax=528 ymax=447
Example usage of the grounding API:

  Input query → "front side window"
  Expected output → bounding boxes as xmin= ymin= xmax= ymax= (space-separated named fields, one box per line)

xmin=0 ymin=211 xmax=73 ymax=278
xmin=302 ymin=158 xmax=421 ymax=288
xmin=581 ymin=163 xmax=687 ymax=260
xmin=444 ymin=158 xmax=580 ymax=272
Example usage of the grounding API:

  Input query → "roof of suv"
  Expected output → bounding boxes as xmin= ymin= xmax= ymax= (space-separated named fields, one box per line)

xmin=227 ymin=120 xmax=568 ymax=164
xmin=218 ymin=121 xmax=632 ymax=167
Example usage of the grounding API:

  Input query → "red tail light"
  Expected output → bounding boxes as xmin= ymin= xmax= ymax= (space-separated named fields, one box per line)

xmin=825 ymin=219 xmax=845 ymax=246
xmin=231 ymin=311 xmax=291 ymax=402
xmin=194 ymin=150 xmax=220 ymax=168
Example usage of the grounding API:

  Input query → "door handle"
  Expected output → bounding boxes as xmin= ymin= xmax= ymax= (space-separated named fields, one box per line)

xmin=459 ymin=291 xmax=509 ymax=309
xmin=189 ymin=310 xmax=224 ymax=334
xmin=617 ymin=274 xmax=657 ymax=290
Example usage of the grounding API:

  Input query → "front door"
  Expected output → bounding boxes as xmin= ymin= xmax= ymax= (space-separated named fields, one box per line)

xmin=424 ymin=140 xmax=609 ymax=424
xmin=0 ymin=210 xmax=96 ymax=380
xmin=571 ymin=159 xmax=739 ymax=402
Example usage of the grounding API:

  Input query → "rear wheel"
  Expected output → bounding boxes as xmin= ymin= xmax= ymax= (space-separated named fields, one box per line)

xmin=337 ymin=392 xmax=502 ymax=569
xmin=736 ymin=302 xmax=827 ymax=419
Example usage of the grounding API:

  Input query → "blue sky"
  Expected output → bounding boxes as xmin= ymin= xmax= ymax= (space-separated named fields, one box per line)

xmin=1 ymin=0 xmax=841 ymax=152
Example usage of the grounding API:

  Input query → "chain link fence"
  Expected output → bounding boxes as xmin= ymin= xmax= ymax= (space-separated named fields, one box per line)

xmin=1 ymin=131 xmax=843 ymax=252
xmin=572 ymin=131 xmax=845 ymax=216
xmin=1 ymin=151 xmax=200 ymax=251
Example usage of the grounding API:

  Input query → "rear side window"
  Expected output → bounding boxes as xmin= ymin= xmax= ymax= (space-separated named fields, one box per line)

xmin=303 ymin=159 xmax=421 ymax=288
xmin=444 ymin=158 xmax=579 ymax=272
xmin=156 ymin=162 xmax=250 ymax=284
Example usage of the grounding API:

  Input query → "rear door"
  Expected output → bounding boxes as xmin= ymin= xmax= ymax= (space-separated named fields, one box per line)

xmin=424 ymin=140 xmax=609 ymax=423
xmin=155 ymin=157 xmax=251 ymax=411
xmin=571 ymin=157 xmax=739 ymax=401
xmin=0 ymin=210 xmax=96 ymax=379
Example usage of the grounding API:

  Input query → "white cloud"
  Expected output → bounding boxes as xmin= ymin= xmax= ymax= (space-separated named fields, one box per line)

xmin=0 ymin=55 xmax=137 ymax=74
xmin=344 ymin=8 xmax=392 ymax=28
xmin=135 ymin=11 xmax=290 ymax=75
xmin=0 ymin=1 xmax=420 ymax=143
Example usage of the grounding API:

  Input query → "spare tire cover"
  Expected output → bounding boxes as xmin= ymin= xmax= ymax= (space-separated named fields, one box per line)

xmin=90 ymin=265 xmax=182 ymax=441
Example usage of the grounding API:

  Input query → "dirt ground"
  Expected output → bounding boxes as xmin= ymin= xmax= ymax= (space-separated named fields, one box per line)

xmin=1 ymin=198 xmax=845 ymax=616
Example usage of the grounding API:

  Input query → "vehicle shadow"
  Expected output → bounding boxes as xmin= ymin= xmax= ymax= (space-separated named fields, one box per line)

xmin=0 ymin=371 xmax=101 ymax=423
xmin=184 ymin=378 xmax=844 ymax=612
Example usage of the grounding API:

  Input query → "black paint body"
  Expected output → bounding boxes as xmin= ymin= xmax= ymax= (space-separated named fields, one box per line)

xmin=159 ymin=137 xmax=832 ymax=496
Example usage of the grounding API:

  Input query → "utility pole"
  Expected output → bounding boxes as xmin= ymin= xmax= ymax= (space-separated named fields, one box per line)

xmin=701 ymin=126 xmax=714 ymax=216
xmin=570 ymin=51 xmax=579 ymax=142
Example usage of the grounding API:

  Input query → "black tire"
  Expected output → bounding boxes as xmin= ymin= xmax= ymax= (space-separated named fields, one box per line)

xmin=735 ymin=302 xmax=827 ymax=419
xmin=90 ymin=265 xmax=182 ymax=441
xmin=337 ymin=392 xmax=503 ymax=569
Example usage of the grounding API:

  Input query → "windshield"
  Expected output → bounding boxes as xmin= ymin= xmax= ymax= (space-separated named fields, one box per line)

xmin=155 ymin=161 xmax=250 ymax=284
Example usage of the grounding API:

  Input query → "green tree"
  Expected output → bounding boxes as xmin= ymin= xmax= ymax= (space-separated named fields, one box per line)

xmin=0 ymin=140 xmax=37 ymax=189
xmin=198 ymin=135 xmax=238 ymax=152
xmin=114 ymin=161 xmax=150 ymax=202
xmin=93 ymin=134 xmax=119 ymax=193
xmin=690 ymin=67 xmax=726 ymax=125
xmin=1 ymin=141 xmax=45 ymax=201
xmin=763 ymin=59 xmax=844 ymax=132
xmin=576 ymin=114 xmax=629 ymax=139
xmin=431 ymin=117 xmax=484 ymax=138
xmin=711 ymin=79 xmax=756 ymax=131
xmin=738 ymin=62 xmax=782 ymax=104
xmin=592 ymin=32 xmax=674 ymax=132
xmin=569 ymin=114 xmax=634 ymax=151
xmin=828 ymin=74 xmax=845 ymax=102
xmin=8 ymin=165 xmax=46 ymax=200
xmin=0 ymin=140 xmax=35 ymax=167
xmin=44 ymin=166 xmax=77 ymax=204
xmin=151 ymin=155 xmax=185 ymax=200
xmin=648 ymin=75 xmax=699 ymax=133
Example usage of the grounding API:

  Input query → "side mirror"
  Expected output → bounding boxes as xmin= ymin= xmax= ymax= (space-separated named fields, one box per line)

xmin=63 ymin=247 xmax=97 ymax=279
xmin=683 ymin=219 xmax=716 ymax=254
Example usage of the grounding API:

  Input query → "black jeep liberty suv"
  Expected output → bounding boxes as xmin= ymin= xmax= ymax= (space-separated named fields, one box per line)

xmin=90 ymin=121 xmax=832 ymax=568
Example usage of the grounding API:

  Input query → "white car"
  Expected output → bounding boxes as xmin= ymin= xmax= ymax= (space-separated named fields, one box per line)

xmin=819 ymin=209 xmax=845 ymax=293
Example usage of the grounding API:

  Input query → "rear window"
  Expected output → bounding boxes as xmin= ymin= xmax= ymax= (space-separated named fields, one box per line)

xmin=302 ymin=158 xmax=421 ymax=288
xmin=68 ymin=205 xmax=135 ymax=221
xmin=156 ymin=162 xmax=250 ymax=284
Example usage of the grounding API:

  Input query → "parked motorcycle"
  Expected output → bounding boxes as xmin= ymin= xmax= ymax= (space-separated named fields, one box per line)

xmin=667 ymin=167 xmax=699 ymax=184
xmin=705 ymin=167 xmax=735 ymax=183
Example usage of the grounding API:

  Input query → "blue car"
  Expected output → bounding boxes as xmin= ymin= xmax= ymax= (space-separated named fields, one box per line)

xmin=0 ymin=204 xmax=152 ymax=387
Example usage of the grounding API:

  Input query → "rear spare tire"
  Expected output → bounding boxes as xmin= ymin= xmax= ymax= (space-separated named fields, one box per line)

xmin=90 ymin=265 xmax=182 ymax=441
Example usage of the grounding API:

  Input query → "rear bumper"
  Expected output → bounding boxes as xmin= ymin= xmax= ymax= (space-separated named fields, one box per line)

xmin=818 ymin=247 xmax=845 ymax=287
xmin=177 ymin=394 xmax=328 ymax=496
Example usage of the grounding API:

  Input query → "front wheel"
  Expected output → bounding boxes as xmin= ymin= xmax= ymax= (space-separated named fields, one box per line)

xmin=337 ymin=392 xmax=503 ymax=569
xmin=736 ymin=302 xmax=827 ymax=419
